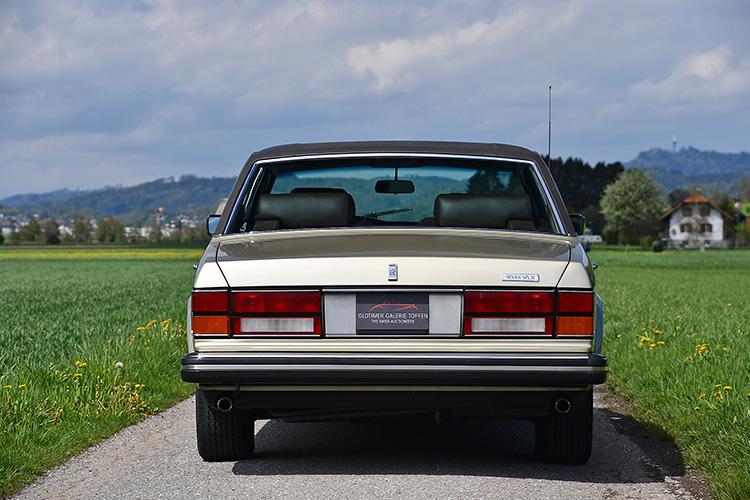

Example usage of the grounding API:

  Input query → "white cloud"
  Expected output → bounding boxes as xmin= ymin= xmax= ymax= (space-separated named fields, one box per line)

xmin=1 ymin=0 xmax=749 ymax=199
xmin=346 ymin=8 xmax=533 ymax=92
xmin=630 ymin=45 xmax=750 ymax=102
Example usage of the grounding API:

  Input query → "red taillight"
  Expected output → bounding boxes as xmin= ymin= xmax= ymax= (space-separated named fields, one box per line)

xmin=556 ymin=291 xmax=594 ymax=336
xmin=558 ymin=292 xmax=594 ymax=314
xmin=464 ymin=291 xmax=554 ymax=335
xmin=232 ymin=291 xmax=321 ymax=314
xmin=192 ymin=291 xmax=229 ymax=313
xmin=192 ymin=291 xmax=230 ymax=336
xmin=462 ymin=290 xmax=594 ymax=336
xmin=231 ymin=291 xmax=322 ymax=335
xmin=465 ymin=291 xmax=553 ymax=314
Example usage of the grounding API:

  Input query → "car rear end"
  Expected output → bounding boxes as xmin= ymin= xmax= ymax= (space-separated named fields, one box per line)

xmin=181 ymin=141 xmax=606 ymax=464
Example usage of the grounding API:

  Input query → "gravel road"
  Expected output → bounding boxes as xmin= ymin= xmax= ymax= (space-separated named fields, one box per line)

xmin=10 ymin=388 xmax=705 ymax=500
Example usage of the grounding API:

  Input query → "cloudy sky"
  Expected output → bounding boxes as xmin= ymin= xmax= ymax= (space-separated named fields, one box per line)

xmin=1 ymin=0 xmax=748 ymax=200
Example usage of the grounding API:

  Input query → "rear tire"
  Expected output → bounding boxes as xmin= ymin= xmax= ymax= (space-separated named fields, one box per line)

xmin=534 ymin=389 xmax=593 ymax=464
xmin=195 ymin=389 xmax=255 ymax=461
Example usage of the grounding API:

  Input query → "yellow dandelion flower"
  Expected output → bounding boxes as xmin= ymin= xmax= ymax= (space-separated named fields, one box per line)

xmin=724 ymin=386 xmax=732 ymax=390
xmin=658 ymin=341 xmax=665 ymax=345
xmin=650 ymin=344 xmax=656 ymax=348
xmin=75 ymin=373 xmax=82 ymax=377
xmin=699 ymin=394 xmax=706 ymax=399
xmin=18 ymin=384 xmax=26 ymax=389
xmin=3 ymin=385 xmax=12 ymax=389
xmin=716 ymin=384 xmax=722 ymax=388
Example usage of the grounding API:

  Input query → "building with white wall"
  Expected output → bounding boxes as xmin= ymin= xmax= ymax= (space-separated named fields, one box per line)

xmin=660 ymin=193 xmax=733 ymax=249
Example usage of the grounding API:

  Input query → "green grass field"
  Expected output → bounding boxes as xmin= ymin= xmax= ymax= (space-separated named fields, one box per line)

xmin=1 ymin=247 xmax=748 ymax=499
xmin=0 ymin=248 xmax=202 ymax=497
xmin=592 ymin=248 xmax=750 ymax=500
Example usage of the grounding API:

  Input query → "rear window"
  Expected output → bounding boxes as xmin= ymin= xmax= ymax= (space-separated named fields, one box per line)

xmin=227 ymin=156 xmax=561 ymax=234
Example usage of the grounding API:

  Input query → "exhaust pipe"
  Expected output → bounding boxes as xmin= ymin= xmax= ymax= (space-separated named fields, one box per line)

xmin=216 ymin=397 xmax=233 ymax=412
xmin=554 ymin=398 xmax=571 ymax=414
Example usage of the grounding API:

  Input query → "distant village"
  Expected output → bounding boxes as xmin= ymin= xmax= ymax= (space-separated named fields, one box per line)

xmin=0 ymin=211 xmax=210 ymax=245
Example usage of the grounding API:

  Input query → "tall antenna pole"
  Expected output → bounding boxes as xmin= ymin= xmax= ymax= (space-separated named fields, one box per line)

xmin=547 ymin=85 xmax=552 ymax=165
xmin=672 ymin=115 xmax=677 ymax=153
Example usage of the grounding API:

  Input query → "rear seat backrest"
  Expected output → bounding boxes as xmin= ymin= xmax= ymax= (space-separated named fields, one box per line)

xmin=434 ymin=193 xmax=533 ymax=229
xmin=254 ymin=192 xmax=356 ymax=230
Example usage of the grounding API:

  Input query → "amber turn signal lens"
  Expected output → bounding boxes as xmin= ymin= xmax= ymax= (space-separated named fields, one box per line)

xmin=556 ymin=316 xmax=593 ymax=335
xmin=192 ymin=315 xmax=230 ymax=335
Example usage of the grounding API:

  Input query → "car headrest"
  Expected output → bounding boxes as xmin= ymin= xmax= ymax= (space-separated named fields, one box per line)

xmin=256 ymin=192 xmax=356 ymax=229
xmin=434 ymin=194 xmax=532 ymax=229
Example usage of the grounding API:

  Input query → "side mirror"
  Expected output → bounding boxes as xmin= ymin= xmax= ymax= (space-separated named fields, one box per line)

xmin=375 ymin=179 xmax=415 ymax=194
xmin=569 ymin=213 xmax=586 ymax=235
xmin=206 ymin=215 xmax=221 ymax=236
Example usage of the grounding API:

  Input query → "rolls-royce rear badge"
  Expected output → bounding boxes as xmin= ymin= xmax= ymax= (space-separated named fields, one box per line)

xmin=388 ymin=264 xmax=398 ymax=281
xmin=502 ymin=273 xmax=539 ymax=282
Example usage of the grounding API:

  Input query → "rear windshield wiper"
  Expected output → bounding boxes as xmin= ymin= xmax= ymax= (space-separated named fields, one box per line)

xmin=363 ymin=208 xmax=413 ymax=219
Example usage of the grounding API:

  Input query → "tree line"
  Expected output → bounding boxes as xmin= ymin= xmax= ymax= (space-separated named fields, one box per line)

xmin=1 ymin=214 xmax=209 ymax=246
xmin=3 ymin=161 xmax=748 ymax=248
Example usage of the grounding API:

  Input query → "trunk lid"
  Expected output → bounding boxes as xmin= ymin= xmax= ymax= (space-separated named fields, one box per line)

xmin=215 ymin=228 xmax=572 ymax=288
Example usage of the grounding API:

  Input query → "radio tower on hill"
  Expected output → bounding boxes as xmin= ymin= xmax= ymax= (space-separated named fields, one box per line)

xmin=672 ymin=115 xmax=677 ymax=153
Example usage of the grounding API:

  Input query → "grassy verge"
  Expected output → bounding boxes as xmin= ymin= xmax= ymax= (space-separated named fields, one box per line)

xmin=592 ymin=248 xmax=750 ymax=500
xmin=2 ymin=246 xmax=749 ymax=498
xmin=0 ymin=247 xmax=202 ymax=497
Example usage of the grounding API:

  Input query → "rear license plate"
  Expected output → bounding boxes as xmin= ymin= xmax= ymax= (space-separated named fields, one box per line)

xmin=356 ymin=293 xmax=429 ymax=334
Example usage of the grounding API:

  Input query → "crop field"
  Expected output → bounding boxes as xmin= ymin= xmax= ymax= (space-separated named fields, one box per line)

xmin=0 ymin=247 xmax=202 ymax=497
xmin=592 ymin=248 xmax=750 ymax=500
xmin=1 ymin=247 xmax=749 ymax=499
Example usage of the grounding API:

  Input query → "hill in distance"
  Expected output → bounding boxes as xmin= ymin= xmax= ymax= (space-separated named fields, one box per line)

xmin=2 ymin=147 xmax=748 ymax=225
xmin=624 ymin=147 xmax=750 ymax=194
xmin=1 ymin=175 xmax=235 ymax=226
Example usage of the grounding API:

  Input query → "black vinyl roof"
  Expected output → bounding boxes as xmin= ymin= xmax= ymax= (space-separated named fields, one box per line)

xmin=245 ymin=140 xmax=544 ymax=164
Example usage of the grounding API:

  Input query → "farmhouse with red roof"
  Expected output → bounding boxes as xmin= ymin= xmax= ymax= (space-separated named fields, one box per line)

xmin=660 ymin=192 xmax=733 ymax=249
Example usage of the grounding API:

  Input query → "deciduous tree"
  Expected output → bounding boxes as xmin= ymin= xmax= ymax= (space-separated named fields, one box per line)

xmin=72 ymin=214 xmax=91 ymax=242
xmin=600 ymin=169 xmax=669 ymax=237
